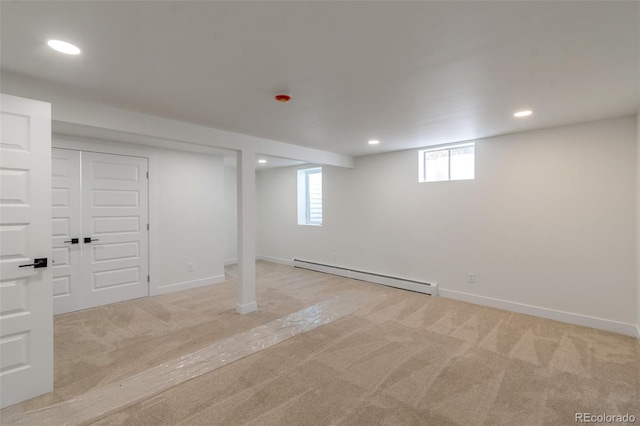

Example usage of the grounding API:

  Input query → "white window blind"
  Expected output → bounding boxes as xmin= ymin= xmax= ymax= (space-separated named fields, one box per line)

xmin=306 ymin=169 xmax=322 ymax=225
xmin=297 ymin=167 xmax=322 ymax=226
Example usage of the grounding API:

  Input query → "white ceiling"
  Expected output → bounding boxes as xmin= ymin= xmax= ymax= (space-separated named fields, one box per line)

xmin=1 ymin=1 xmax=638 ymax=157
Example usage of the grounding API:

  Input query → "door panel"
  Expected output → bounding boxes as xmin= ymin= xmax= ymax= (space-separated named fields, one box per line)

xmin=93 ymin=216 xmax=140 ymax=234
xmin=51 ymin=148 xmax=81 ymax=314
xmin=92 ymin=241 xmax=140 ymax=263
xmin=0 ymin=94 xmax=53 ymax=409
xmin=82 ymin=152 xmax=148 ymax=308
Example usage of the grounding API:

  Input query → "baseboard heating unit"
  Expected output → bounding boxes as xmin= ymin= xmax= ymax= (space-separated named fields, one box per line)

xmin=292 ymin=259 xmax=437 ymax=296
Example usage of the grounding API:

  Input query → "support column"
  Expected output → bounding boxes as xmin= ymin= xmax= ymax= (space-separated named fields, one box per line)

xmin=236 ymin=149 xmax=257 ymax=314
xmin=636 ymin=112 xmax=640 ymax=336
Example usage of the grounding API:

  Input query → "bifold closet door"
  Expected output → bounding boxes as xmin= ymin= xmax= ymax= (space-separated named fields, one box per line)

xmin=81 ymin=151 xmax=149 ymax=308
xmin=51 ymin=148 xmax=82 ymax=314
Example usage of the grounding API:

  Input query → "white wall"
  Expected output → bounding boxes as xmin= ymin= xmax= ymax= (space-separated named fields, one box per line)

xmin=224 ymin=165 xmax=238 ymax=264
xmin=637 ymin=112 xmax=640 ymax=334
xmin=257 ymin=116 xmax=638 ymax=335
xmin=156 ymin=150 xmax=225 ymax=291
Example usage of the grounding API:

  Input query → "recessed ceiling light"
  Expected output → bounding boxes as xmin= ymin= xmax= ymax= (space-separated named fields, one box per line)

xmin=368 ymin=140 xmax=380 ymax=145
xmin=258 ymin=159 xmax=267 ymax=164
xmin=514 ymin=110 xmax=533 ymax=118
xmin=47 ymin=39 xmax=81 ymax=55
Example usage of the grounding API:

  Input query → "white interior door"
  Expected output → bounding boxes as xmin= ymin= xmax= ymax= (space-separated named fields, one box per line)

xmin=82 ymin=151 xmax=149 ymax=308
xmin=0 ymin=94 xmax=53 ymax=408
xmin=51 ymin=148 xmax=82 ymax=314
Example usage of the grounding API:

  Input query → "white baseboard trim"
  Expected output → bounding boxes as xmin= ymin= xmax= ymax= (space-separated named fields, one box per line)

xmin=224 ymin=259 xmax=237 ymax=266
xmin=257 ymin=255 xmax=292 ymax=266
xmin=151 ymin=274 xmax=226 ymax=296
xmin=236 ymin=301 xmax=257 ymax=314
xmin=439 ymin=288 xmax=640 ymax=338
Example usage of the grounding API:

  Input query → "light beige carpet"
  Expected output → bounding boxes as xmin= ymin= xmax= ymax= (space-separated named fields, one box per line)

xmin=2 ymin=261 xmax=639 ymax=425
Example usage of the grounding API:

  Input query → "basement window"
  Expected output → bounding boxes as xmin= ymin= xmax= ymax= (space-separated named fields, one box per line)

xmin=297 ymin=167 xmax=322 ymax=226
xmin=419 ymin=143 xmax=475 ymax=182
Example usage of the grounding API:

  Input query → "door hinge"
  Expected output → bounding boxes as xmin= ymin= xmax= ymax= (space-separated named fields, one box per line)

xmin=147 ymin=223 xmax=149 ymax=230
xmin=147 ymin=275 xmax=150 ymax=282
xmin=146 ymin=171 xmax=149 ymax=179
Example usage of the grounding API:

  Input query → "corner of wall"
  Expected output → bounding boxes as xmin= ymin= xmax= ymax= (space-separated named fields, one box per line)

xmin=636 ymin=111 xmax=640 ymax=333
xmin=258 ymin=117 xmax=638 ymax=335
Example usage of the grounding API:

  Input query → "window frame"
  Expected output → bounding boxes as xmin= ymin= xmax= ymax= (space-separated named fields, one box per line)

xmin=418 ymin=142 xmax=475 ymax=183
xmin=297 ymin=167 xmax=323 ymax=226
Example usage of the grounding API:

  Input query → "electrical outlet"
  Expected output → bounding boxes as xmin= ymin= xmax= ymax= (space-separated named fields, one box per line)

xmin=188 ymin=263 xmax=194 ymax=272
xmin=467 ymin=273 xmax=475 ymax=284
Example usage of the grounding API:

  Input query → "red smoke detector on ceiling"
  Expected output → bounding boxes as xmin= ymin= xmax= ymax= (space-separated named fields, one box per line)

xmin=274 ymin=94 xmax=292 ymax=103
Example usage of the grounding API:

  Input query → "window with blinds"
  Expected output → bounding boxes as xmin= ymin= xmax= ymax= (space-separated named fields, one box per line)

xmin=297 ymin=167 xmax=322 ymax=226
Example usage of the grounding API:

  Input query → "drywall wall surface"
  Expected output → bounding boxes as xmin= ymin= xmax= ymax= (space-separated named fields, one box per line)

xmin=224 ymin=165 xmax=238 ymax=264
xmin=637 ymin=111 xmax=640 ymax=332
xmin=157 ymin=150 xmax=224 ymax=289
xmin=258 ymin=117 xmax=637 ymax=328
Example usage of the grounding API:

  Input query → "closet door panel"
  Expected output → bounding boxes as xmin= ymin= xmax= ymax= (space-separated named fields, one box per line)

xmin=81 ymin=152 xmax=149 ymax=308
xmin=51 ymin=148 xmax=82 ymax=314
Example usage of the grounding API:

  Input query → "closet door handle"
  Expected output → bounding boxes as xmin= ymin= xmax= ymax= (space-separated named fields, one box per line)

xmin=84 ymin=238 xmax=100 ymax=243
xmin=19 ymin=258 xmax=48 ymax=268
xmin=64 ymin=238 xmax=79 ymax=244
